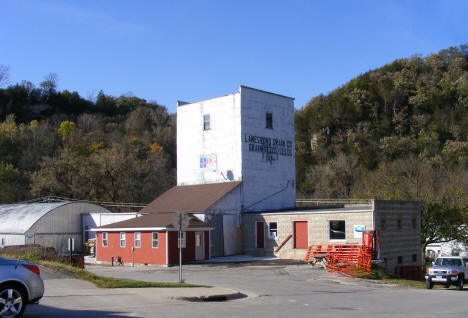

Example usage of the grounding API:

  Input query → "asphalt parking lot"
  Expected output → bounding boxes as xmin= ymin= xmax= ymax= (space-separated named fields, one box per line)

xmin=25 ymin=260 xmax=467 ymax=318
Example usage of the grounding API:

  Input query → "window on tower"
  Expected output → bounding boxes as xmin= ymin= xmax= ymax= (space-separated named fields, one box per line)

xmin=203 ymin=114 xmax=210 ymax=130
xmin=266 ymin=112 xmax=273 ymax=129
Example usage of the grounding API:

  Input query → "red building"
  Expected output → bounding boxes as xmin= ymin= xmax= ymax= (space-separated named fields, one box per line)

xmin=94 ymin=212 xmax=211 ymax=266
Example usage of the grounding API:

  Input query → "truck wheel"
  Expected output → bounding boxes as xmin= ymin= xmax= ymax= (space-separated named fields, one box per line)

xmin=426 ymin=279 xmax=433 ymax=289
xmin=456 ymin=275 xmax=464 ymax=291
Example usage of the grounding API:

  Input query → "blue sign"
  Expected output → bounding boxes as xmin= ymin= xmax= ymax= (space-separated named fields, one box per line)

xmin=354 ymin=225 xmax=365 ymax=232
xmin=200 ymin=157 xmax=207 ymax=168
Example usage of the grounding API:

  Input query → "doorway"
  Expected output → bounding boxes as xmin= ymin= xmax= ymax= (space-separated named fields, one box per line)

xmin=195 ymin=232 xmax=205 ymax=260
xmin=293 ymin=221 xmax=308 ymax=248
xmin=256 ymin=222 xmax=265 ymax=248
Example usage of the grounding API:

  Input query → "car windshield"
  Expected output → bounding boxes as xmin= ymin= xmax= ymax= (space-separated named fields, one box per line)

xmin=434 ymin=258 xmax=462 ymax=266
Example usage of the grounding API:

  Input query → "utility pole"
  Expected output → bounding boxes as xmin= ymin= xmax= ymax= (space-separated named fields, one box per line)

xmin=178 ymin=212 xmax=182 ymax=283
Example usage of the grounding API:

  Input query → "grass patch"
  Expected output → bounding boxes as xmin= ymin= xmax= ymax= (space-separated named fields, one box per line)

xmin=41 ymin=261 xmax=205 ymax=288
xmin=364 ymin=264 xmax=426 ymax=288
xmin=1 ymin=250 xmax=206 ymax=288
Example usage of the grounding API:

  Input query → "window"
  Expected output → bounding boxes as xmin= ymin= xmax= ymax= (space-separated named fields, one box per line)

xmin=412 ymin=254 xmax=417 ymax=262
xmin=203 ymin=114 xmax=210 ymax=130
xmin=152 ymin=232 xmax=159 ymax=248
xmin=412 ymin=217 xmax=417 ymax=229
xmin=266 ymin=112 xmax=273 ymax=129
xmin=397 ymin=256 xmax=403 ymax=264
xmin=329 ymin=220 xmax=346 ymax=240
xmin=178 ymin=232 xmax=187 ymax=248
xmin=397 ymin=217 xmax=402 ymax=229
xmin=1 ymin=238 xmax=5 ymax=246
xmin=102 ymin=232 xmax=108 ymax=247
xmin=134 ymin=232 xmax=141 ymax=248
xmin=120 ymin=232 xmax=126 ymax=247
xmin=434 ymin=258 xmax=462 ymax=267
xmin=269 ymin=222 xmax=278 ymax=238
xmin=452 ymin=248 xmax=460 ymax=256
xmin=380 ymin=216 xmax=386 ymax=229
xmin=196 ymin=233 xmax=201 ymax=247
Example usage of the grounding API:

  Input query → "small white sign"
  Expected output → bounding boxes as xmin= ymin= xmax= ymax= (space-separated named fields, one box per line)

xmin=354 ymin=225 xmax=366 ymax=238
xmin=67 ymin=238 xmax=75 ymax=252
xmin=25 ymin=233 xmax=34 ymax=244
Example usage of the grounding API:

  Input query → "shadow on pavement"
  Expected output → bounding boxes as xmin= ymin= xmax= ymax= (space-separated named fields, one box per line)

xmin=24 ymin=304 xmax=141 ymax=318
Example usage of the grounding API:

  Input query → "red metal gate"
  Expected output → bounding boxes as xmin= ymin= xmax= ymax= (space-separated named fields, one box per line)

xmin=304 ymin=231 xmax=380 ymax=277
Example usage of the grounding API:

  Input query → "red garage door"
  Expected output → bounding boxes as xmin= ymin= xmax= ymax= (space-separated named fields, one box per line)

xmin=294 ymin=221 xmax=308 ymax=248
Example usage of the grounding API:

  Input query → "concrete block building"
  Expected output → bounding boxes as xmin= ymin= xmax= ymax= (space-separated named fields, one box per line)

xmin=242 ymin=200 xmax=421 ymax=271
xmin=175 ymin=86 xmax=296 ymax=257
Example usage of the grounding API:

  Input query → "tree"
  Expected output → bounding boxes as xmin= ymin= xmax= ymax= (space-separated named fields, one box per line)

xmin=351 ymin=157 xmax=468 ymax=259
xmin=40 ymin=73 xmax=58 ymax=94
xmin=0 ymin=162 xmax=20 ymax=203
xmin=57 ymin=120 xmax=76 ymax=145
xmin=0 ymin=65 xmax=9 ymax=87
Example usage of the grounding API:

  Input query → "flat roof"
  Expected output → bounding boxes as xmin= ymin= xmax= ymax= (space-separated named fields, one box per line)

xmin=243 ymin=205 xmax=374 ymax=215
xmin=240 ymin=85 xmax=295 ymax=100
xmin=176 ymin=85 xmax=294 ymax=107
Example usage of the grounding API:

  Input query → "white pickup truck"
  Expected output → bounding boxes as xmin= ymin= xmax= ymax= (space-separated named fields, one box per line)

xmin=425 ymin=256 xmax=468 ymax=290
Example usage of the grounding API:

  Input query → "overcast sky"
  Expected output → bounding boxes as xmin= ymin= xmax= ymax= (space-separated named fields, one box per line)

xmin=1 ymin=0 xmax=466 ymax=112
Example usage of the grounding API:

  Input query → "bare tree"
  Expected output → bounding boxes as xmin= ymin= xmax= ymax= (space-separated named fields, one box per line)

xmin=40 ymin=73 xmax=58 ymax=93
xmin=0 ymin=65 xmax=9 ymax=87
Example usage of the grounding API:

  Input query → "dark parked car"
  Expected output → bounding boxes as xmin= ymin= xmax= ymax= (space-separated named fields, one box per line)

xmin=0 ymin=257 xmax=44 ymax=317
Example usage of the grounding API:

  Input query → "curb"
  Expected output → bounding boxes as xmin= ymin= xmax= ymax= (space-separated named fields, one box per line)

xmin=177 ymin=291 xmax=248 ymax=302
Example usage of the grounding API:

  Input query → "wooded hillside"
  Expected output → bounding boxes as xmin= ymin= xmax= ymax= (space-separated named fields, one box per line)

xmin=1 ymin=45 xmax=467 ymax=247
xmin=0 ymin=76 xmax=176 ymax=204
xmin=295 ymin=45 xmax=468 ymax=247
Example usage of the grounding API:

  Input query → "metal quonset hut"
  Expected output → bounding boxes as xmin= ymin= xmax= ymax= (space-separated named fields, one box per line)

xmin=93 ymin=212 xmax=211 ymax=266
xmin=0 ymin=202 xmax=110 ymax=254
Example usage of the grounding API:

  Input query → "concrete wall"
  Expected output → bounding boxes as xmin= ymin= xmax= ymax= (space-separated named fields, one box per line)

xmin=177 ymin=93 xmax=242 ymax=186
xmin=176 ymin=86 xmax=296 ymax=212
xmin=176 ymin=86 xmax=296 ymax=256
xmin=240 ymin=86 xmax=296 ymax=212
xmin=242 ymin=209 xmax=374 ymax=259
xmin=373 ymin=200 xmax=422 ymax=271
xmin=28 ymin=202 xmax=110 ymax=255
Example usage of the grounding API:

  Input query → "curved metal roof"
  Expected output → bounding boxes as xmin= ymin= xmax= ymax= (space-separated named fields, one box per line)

xmin=0 ymin=202 xmax=69 ymax=234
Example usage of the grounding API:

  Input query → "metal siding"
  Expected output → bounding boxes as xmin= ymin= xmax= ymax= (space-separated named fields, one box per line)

xmin=205 ymin=214 xmax=224 ymax=257
xmin=28 ymin=202 xmax=110 ymax=255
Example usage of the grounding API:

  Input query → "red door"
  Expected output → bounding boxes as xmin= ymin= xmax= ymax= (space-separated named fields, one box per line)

xmin=256 ymin=222 xmax=264 ymax=248
xmin=294 ymin=221 xmax=308 ymax=248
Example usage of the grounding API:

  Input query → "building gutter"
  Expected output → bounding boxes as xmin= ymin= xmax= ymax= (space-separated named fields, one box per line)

xmin=90 ymin=227 xmax=213 ymax=232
